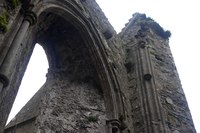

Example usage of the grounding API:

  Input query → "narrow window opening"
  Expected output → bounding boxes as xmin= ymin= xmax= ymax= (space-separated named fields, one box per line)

xmin=112 ymin=127 xmax=119 ymax=133
xmin=6 ymin=44 xmax=48 ymax=125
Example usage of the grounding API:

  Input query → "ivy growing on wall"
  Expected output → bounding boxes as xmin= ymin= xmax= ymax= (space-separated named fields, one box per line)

xmin=0 ymin=12 xmax=9 ymax=33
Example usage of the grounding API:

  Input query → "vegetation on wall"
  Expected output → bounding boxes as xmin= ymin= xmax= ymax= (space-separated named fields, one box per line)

xmin=137 ymin=17 xmax=171 ymax=39
xmin=7 ymin=0 xmax=21 ymax=9
xmin=87 ymin=116 xmax=98 ymax=123
xmin=0 ymin=0 xmax=21 ymax=33
xmin=0 ymin=12 xmax=9 ymax=33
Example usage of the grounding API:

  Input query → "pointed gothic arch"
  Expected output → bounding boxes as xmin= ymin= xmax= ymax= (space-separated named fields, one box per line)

xmin=1 ymin=0 xmax=196 ymax=133
xmin=32 ymin=0 xmax=121 ymax=119
xmin=6 ymin=44 xmax=48 ymax=124
xmin=1 ymin=0 xmax=125 ymax=132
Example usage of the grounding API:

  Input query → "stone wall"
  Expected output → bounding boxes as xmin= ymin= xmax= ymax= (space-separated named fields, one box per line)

xmin=120 ymin=13 xmax=196 ymax=132
xmin=0 ymin=1 xmax=22 ymax=65
xmin=0 ymin=1 xmax=32 ymax=131
xmin=148 ymin=25 xmax=196 ymax=133
xmin=120 ymin=14 xmax=148 ymax=132
xmin=5 ymin=118 xmax=36 ymax=133
xmin=81 ymin=0 xmax=115 ymax=37
xmin=36 ymin=77 xmax=106 ymax=133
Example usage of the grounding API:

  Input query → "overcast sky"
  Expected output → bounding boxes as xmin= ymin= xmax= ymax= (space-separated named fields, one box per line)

xmin=7 ymin=0 xmax=200 ymax=132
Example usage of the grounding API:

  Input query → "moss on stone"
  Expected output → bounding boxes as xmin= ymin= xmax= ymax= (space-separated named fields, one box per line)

xmin=87 ymin=116 xmax=98 ymax=123
xmin=7 ymin=0 xmax=20 ymax=9
xmin=0 ymin=12 xmax=9 ymax=33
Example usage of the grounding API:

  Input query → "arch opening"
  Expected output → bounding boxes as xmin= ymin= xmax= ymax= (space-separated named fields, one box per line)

xmin=5 ymin=12 xmax=108 ymax=133
xmin=6 ymin=44 xmax=48 ymax=125
xmin=35 ymin=12 xmax=107 ymax=132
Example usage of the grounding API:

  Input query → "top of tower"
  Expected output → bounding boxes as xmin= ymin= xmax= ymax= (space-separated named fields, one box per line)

xmin=120 ymin=13 xmax=171 ymax=40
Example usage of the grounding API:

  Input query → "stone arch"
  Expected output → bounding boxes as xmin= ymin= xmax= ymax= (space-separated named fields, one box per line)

xmin=2 ymin=0 xmax=126 ymax=132
xmin=31 ymin=1 xmax=119 ymax=120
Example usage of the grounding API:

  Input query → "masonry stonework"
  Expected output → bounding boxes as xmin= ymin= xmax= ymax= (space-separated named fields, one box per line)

xmin=0 ymin=0 xmax=196 ymax=133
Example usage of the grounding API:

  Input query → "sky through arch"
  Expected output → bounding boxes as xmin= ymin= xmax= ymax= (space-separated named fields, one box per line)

xmin=7 ymin=44 xmax=48 ymax=124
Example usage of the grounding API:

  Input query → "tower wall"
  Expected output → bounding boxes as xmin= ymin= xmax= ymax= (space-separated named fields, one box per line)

xmin=120 ymin=14 xmax=196 ymax=132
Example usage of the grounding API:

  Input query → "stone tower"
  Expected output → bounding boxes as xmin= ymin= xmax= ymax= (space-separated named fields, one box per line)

xmin=0 ymin=0 xmax=196 ymax=133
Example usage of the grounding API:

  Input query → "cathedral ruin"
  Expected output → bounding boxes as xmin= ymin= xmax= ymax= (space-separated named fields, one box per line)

xmin=0 ymin=0 xmax=196 ymax=132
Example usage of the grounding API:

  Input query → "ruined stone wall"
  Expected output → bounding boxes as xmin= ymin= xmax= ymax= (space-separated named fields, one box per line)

xmin=80 ymin=2 xmax=134 ymax=132
xmin=120 ymin=14 xmax=147 ymax=132
xmin=0 ymin=0 xmax=196 ymax=133
xmin=35 ymin=77 xmax=106 ymax=133
xmin=81 ymin=0 xmax=115 ymax=37
xmin=0 ymin=1 xmax=22 ymax=65
xmin=5 ymin=75 xmax=106 ymax=133
xmin=148 ymin=27 xmax=196 ymax=133
xmin=120 ymin=13 xmax=196 ymax=132
xmin=5 ymin=118 xmax=36 ymax=133
xmin=0 ymin=1 xmax=35 ymax=130
xmin=5 ymin=10 xmax=109 ymax=132
xmin=34 ymin=14 xmax=108 ymax=132
xmin=5 ymin=76 xmax=106 ymax=133
xmin=0 ymin=28 xmax=35 ymax=132
xmin=5 ymin=84 xmax=45 ymax=132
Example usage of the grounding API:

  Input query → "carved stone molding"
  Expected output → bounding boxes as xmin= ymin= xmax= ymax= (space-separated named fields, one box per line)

xmin=24 ymin=11 xmax=37 ymax=26
xmin=106 ymin=119 xmax=121 ymax=133
xmin=135 ymin=30 xmax=166 ymax=132
xmin=0 ymin=74 xmax=9 ymax=88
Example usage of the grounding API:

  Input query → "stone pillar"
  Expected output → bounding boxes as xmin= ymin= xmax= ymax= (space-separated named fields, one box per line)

xmin=0 ymin=83 xmax=2 ymax=92
xmin=136 ymin=38 xmax=166 ymax=132
xmin=0 ymin=11 xmax=37 ymax=92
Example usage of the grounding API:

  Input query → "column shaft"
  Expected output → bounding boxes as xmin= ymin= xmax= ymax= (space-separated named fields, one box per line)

xmin=0 ymin=8 xmax=37 ymax=90
xmin=0 ymin=20 xmax=30 ymax=77
xmin=0 ymin=20 xmax=30 ymax=93
xmin=138 ymin=43 xmax=165 ymax=133
xmin=0 ymin=83 xmax=3 ymax=95
xmin=0 ymin=10 xmax=37 ymax=91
